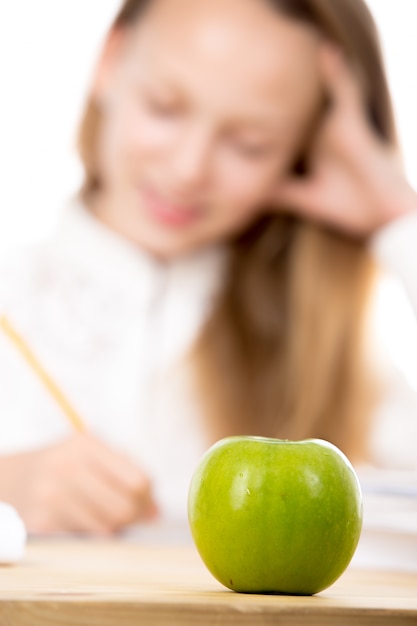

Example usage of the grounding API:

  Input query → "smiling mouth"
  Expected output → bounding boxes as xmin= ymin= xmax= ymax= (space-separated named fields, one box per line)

xmin=141 ymin=185 xmax=203 ymax=228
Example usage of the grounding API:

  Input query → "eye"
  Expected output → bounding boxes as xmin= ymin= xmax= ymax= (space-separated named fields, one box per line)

xmin=143 ymin=92 xmax=183 ymax=118
xmin=231 ymin=141 xmax=273 ymax=159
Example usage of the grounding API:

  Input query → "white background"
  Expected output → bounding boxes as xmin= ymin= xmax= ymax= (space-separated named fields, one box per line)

xmin=0 ymin=1 xmax=416 ymax=386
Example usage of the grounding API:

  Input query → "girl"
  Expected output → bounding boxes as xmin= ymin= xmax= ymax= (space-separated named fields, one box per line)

xmin=0 ymin=0 xmax=416 ymax=536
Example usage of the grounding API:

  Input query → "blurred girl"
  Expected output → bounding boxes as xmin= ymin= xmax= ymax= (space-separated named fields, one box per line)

xmin=0 ymin=0 xmax=416 ymax=535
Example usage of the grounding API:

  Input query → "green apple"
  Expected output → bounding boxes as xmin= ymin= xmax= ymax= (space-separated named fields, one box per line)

xmin=188 ymin=436 xmax=362 ymax=595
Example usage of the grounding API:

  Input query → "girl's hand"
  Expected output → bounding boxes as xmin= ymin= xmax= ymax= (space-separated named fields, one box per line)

xmin=272 ymin=44 xmax=417 ymax=236
xmin=0 ymin=432 xmax=158 ymax=535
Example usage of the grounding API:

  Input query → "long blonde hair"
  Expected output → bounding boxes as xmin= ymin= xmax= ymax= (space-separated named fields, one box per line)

xmin=78 ymin=0 xmax=396 ymax=461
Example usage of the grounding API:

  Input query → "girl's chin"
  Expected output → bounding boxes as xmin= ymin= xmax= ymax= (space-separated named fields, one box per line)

xmin=129 ymin=220 xmax=203 ymax=260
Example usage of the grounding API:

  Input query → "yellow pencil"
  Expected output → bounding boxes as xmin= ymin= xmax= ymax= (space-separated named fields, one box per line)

xmin=0 ymin=315 xmax=86 ymax=433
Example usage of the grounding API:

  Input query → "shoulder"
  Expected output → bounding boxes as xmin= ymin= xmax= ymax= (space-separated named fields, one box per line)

xmin=371 ymin=211 xmax=417 ymax=311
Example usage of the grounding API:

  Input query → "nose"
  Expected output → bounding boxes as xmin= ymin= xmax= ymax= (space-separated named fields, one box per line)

xmin=166 ymin=126 xmax=213 ymax=198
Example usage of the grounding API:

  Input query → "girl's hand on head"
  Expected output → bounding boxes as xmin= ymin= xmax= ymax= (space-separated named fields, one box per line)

xmin=272 ymin=44 xmax=417 ymax=236
xmin=0 ymin=432 xmax=158 ymax=536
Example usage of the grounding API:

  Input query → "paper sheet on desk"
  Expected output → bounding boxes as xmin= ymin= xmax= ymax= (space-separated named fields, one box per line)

xmin=352 ymin=467 xmax=417 ymax=572
xmin=120 ymin=519 xmax=193 ymax=546
xmin=358 ymin=467 xmax=417 ymax=532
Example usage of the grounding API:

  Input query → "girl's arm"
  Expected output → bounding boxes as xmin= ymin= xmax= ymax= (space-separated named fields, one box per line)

xmin=0 ymin=432 xmax=158 ymax=535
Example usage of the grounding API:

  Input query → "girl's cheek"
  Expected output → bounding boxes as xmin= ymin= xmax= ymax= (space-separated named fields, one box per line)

xmin=217 ymin=160 xmax=281 ymax=211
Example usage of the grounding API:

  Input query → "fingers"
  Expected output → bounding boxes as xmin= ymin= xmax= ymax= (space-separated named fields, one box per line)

xmin=83 ymin=432 xmax=150 ymax=496
xmin=318 ymin=43 xmax=366 ymax=121
xmin=74 ymin=433 xmax=159 ymax=529
xmin=41 ymin=496 xmax=112 ymax=536
xmin=23 ymin=433 xmax=159 ymax=535
xmin=57 ymin=466 xmax=157 ymax=535
xmin=317 ymin=41 xmax=379 ymax=157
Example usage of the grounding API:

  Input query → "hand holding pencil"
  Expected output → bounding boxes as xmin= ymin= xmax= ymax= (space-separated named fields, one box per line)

xmin=0 ymin=316 xmax=158 ymax=535
xmin=0 ymin=432 xmax=158 ymax=535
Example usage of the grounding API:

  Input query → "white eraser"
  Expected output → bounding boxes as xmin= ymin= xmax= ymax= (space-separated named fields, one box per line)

xmin=0 ymin=502 xmax=27 ymax=563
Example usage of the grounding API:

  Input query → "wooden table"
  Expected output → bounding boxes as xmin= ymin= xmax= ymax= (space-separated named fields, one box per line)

xmin=0 ymin=539 xmax=416 ymax=625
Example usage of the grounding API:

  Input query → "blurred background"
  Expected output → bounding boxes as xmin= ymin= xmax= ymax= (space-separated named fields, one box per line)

xmin=0 ymin=0 xmax=416 ymax=389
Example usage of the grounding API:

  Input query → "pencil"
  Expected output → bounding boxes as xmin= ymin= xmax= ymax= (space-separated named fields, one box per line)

xmin=0 ymin=315 xmax=86 ymax=432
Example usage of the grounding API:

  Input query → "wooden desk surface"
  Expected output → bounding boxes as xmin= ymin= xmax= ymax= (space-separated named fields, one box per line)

xmin=0 ymin=539 xmax=416 ymax=626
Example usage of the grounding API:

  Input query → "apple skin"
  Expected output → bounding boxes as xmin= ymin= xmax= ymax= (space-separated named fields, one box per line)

xmin=188 ymin=436 xmax=362 ymax=595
